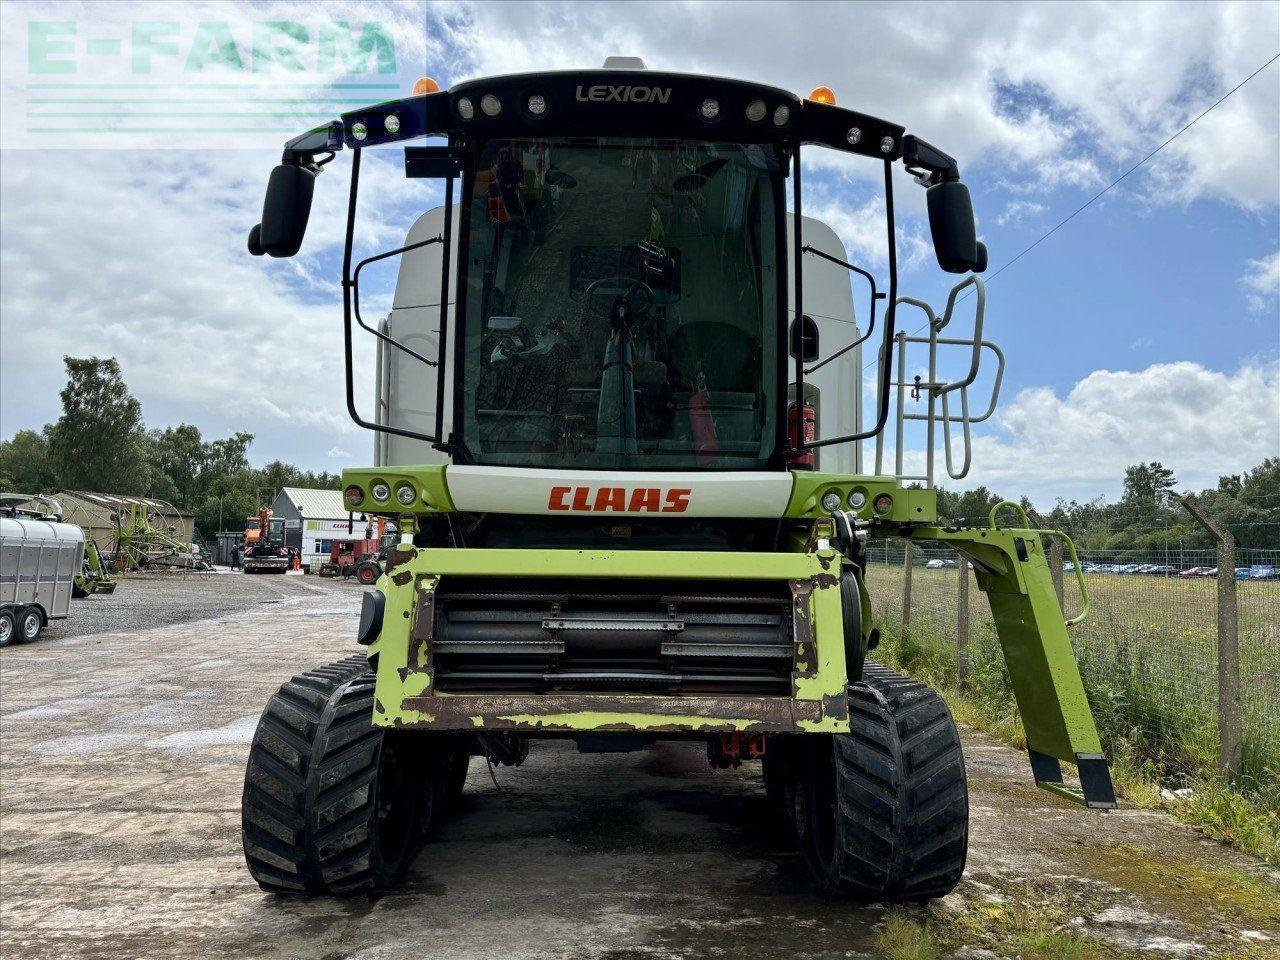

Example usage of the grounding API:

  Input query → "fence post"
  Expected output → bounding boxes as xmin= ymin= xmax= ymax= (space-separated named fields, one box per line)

xmin=1027 ymin=508 xmax=1064 ymax=610
xmin=901 ymin=541 xmax=914 ymax=638
xmin=956 ymin=556 xmax=969 ymax=688
xmin=1176 ymin=494 xmax=1241 ymax=781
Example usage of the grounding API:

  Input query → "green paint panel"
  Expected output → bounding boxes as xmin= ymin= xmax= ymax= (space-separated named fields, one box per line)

xmin=369 ymin=546 xmax=852 ymax=735
xmin=342 ymin=464 xmax=453 ymax=513
xmin=910 ymin=525 xmax=1105 ymax=762
xmin=784 ymin=473 xmax=937 ymax=523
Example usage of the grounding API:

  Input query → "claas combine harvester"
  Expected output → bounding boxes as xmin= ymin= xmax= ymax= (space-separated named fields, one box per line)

xmin=241 ymin=59 xmax=1114 ymax=898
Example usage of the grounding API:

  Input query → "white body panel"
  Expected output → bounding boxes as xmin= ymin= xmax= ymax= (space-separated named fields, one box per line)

xmin=375 ymin=210 xmax=863 ymax=473
xmin=787 ymin=217 xmax=863 ymax=473
xmin=446 ymin=466 xmax=793 ymax=517
xmin=0 ymin=517 xmax=85 ymax=620
xmin=374 ymin=206 xmax=458 ymax=468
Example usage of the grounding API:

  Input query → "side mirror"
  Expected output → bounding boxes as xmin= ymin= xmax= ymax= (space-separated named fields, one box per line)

xmin=926 ymin=180 xmax=985 ymax=274
xmin=252 ymin=163 xmax=316 ymax=258
xmin=790 ymin=314 xmax=820 ymax=362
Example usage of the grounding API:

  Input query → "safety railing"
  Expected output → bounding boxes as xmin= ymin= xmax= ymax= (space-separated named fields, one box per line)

xmin=874 ymin=275 xmax=1004 ymax=487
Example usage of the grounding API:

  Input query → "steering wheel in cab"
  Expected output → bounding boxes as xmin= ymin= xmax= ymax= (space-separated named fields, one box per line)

xmin=585 ymin=277 xmax=655 ymax=321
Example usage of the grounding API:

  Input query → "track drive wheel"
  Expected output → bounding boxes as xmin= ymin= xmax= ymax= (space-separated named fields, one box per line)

xmin=793 ymin=664 xmax=968 ymax=900
xmin=241 ymin=656 xmax=434 ymax=895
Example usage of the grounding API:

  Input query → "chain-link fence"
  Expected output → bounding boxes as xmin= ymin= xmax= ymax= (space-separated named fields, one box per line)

xmin=864 ymin=531 xmax=1280 ymax=803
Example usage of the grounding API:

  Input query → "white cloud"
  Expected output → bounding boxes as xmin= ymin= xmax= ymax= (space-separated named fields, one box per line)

xmin=996 ymin=200 xmax=1047 ymax=227
xmin=2 ymin=0 xmax=1278 ymax=477
xmin=912 ymin=360 xmax=1280 ymax=505
xmin=438 ymin=1 xmax=1280 ymax=209
xmin=1240 ymin=251 xmax=1280 ymax=314
xmin=326 ymin=446 xmax=352 ymax=458
xmin=1130 ymin=336 xmax=1154 ymax=350
xmin=803 ymin=195 xmax=931 ymax=271
xmin=0 ymin=144 xmax=433 ymax=444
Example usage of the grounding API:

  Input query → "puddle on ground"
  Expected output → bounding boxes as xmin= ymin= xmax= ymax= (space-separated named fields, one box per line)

xmin=30 ymin=731 xmax=142 ymax=756
xmin=147 ymin=714 xmax=260 ymax=754
xmin=2 ymin=706 xmax=74 ymax=722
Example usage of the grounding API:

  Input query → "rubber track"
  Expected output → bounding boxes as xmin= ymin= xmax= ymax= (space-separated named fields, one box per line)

xmin=241 ymin=655 xmax=391 ymax=894
xmin=833 ymin=664 xmax=968 ymax=899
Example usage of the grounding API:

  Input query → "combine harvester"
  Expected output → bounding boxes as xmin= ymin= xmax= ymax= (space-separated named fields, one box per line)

xmin=242 ymin=60 xmax=1113 ymax=897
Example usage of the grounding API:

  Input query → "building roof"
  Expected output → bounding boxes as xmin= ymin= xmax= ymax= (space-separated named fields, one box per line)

xmin=277 ymin=487 xmax=349 ymax=521
xmin=58 ymin=490 xmax=193 ymax=518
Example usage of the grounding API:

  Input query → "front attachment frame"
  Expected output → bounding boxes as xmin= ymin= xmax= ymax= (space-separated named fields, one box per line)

xmin=908 ymin=519 xmax=1116 ymax=808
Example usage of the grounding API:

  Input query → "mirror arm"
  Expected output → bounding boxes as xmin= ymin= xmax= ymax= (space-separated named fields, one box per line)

xmin=281 ymin=121 xmax=345 ymax=168
xmin=900 ymin=134 xmax=960 ymax=187
xmin=342 ymin=148 xmax=441 ymax=448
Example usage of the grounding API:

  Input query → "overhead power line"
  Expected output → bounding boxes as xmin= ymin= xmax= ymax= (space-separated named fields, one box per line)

xmin=862 ymin=50 xmax=1280 ymax=371
xmin=983 ymin=50 xmax=1280 ymax=286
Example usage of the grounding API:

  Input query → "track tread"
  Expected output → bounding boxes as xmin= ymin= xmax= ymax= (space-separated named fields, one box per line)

xmin=241 ymin=656 xmax=430 ymax=896
xmin=807 ymin=664 xmax=969 ymax=900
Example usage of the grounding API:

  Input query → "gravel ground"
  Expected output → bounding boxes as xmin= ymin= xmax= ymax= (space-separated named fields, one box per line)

xmin=2 ymin=578 xmax=1276 ymax=959
xmin=40 ymin=571 xmax=369 ymax=642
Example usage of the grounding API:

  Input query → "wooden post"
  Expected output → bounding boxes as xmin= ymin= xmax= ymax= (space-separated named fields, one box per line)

xmin=956 ymin=556 xmax=970 ymax=688
xmin=901 ymin=541 xmax=914 ymax=639
xmin=1177 ymin=494 xmax=1241 ymax=781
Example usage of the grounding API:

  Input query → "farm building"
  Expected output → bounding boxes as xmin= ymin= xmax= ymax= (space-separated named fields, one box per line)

xmin=50 ymin=491 xmax=195 ymax=555
xmin=269 ymin=487 xmax=378 ymax=568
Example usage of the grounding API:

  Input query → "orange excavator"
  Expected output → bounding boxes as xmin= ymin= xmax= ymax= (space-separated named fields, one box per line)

xmin=242 ymin=507 xmax=290 ymax=574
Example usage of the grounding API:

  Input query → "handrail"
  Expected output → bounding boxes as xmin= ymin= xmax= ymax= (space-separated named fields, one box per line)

xmin=885 ymin=276 xmax=998 ymax=483
xmin=801 ymin=245 xmax=882 ymax=376
xmin=1046 ymin=530 xmax=1092 ymax=626
xmin=352 ymin=236 xmax=443 ymax=368
xmin=989 ymin=500 xmax=1030 ymax=528
xmin=988 ymin=501 xmax=1091 ymax=626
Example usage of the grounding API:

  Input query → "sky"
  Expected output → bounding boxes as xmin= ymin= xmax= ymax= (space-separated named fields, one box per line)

xmin=0 ymin=0 xmax=1277 ymax=507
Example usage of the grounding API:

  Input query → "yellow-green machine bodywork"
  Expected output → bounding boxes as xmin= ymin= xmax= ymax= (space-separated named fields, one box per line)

xmin=344 ymin=465 xmax=1115 ymax=808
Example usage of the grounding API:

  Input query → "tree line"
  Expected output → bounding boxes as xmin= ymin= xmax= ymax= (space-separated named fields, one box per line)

xmin=0 ymin=357 xmax=340 ymax=541
xmin=3 ymin=357 xmax=1276 ymax=554
xmin=934 ymin=459 xmax=1280 ymax=555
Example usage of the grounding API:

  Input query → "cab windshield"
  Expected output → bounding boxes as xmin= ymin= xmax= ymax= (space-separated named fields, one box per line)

xmin=459 ymin=137 xmax=782 ymax=469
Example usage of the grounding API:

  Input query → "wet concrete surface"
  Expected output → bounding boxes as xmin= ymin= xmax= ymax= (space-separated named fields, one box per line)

xmin=1 ymin=577 xmax=1276 ymax=959
xmin=41 ymin=570 xmax=367 ymax=641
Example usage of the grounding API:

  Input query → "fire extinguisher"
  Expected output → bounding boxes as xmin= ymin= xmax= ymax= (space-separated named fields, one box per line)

xmin=788 ymin=401 xmax=815 ymax=469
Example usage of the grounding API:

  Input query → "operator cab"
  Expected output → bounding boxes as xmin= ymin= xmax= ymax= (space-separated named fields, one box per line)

xmin=248 ymin=60 xmax=987 ymax=479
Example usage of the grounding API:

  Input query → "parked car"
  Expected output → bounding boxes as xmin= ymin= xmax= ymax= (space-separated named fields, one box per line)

xmin=1178 ymin=566 xmax=1210 ymax=578
xmin=1234 ymin=567 xmax=1252 ymax=580
xmin=1146 ymin=565 xmax=1177 ymax=577
xmin=1248 ymin=565 xmax=1277 ymax=581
